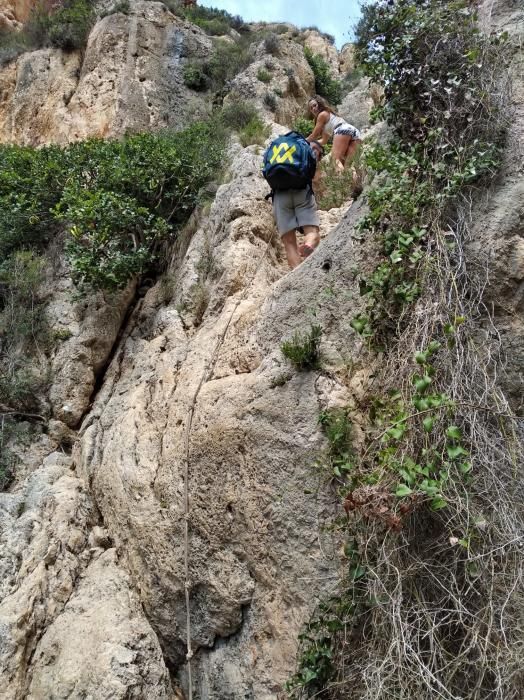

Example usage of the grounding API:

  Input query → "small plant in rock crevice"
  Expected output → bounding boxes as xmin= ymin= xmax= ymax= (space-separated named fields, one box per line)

xmin=257 ymin=68 xmax=272 ymax=84
xmin=291 ymin=117 xmax=314 ymax=138
xmin=316 ymin=149 xmax=364 ymax=211
xmin=281 ymin=324 xmax=322 ymax=371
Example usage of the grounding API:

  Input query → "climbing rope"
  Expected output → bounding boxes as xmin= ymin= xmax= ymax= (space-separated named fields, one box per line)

xmin=181 ymin=229 xmax=276 ymax=699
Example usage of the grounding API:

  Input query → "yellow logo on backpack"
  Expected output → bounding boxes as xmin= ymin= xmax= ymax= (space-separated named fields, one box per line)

xmin=269 ymin=143 xmax=297 ymax=164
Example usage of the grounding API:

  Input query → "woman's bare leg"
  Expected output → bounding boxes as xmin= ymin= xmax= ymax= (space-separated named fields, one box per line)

xmin=344 ymin=138 xmax=361 ymax=165
xmin=332 ymin=133 xmax=352 ymax=171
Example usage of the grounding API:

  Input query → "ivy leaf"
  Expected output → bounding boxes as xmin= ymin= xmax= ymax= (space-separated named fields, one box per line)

xmin=390 ymin=250 xmax=403 ymax=263
xmin=415 ymin=351 xmax=427 ymax=365
xmin=413 ymin=374 xmax=432 ymax=393
xmin=387 ymin=424 xmax=406 ymax=440
xmin=395 ymin=484 xmax=413 ymax=497
xmin=447 ymin=445 xmax=468 ymax=460
xmin=423 ymin=416 xmax=435 ymax=432
xmin=446 ymin=425 xmax=462 ymax=440
xmin=350 ymin=564 xmax=366 ymax=581
xmin=399 ymin=468 xmax=415 ymax=484
xmin=431 ymin=497 xmax=448 ymax=510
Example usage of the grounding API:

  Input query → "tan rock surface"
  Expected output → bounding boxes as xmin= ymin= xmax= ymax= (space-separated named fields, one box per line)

xmin=0 ymin=1 xmax=213 ymax=145
xmin=469 ymin=0 xmax=524 ymax=412
xmin=339 ymin=43 xmax=356 ymax=75
xmin=339 ymin=76 xmax=374 ymax=130
xmin=28 ymin=549 xmax=175 ymax=700
xmin=75 ymin=140 xmax=372 ymax=696
xmin=0 ymin=4 xmax=521 ymax=699
xmin=225 ymin=36 xmax=315 ymax=128
xmin=303 ymin=29 xmax=339 ymax=74
xmin=0 ymin=0 xmax=35 ymax=29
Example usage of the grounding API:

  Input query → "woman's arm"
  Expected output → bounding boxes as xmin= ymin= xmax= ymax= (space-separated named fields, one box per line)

xmin=306 ymin=111 xmax=329 ymax=143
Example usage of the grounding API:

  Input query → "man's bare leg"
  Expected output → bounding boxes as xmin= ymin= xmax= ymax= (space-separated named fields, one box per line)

xmin=301 ymin=225 xmax=320 ymax=256
xmin=281 ymin=230 xmax=302 ymax=269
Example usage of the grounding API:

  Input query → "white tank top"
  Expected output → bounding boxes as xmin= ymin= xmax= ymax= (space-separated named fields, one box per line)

xmin=323 ymin=112 xmax=345 ymax=136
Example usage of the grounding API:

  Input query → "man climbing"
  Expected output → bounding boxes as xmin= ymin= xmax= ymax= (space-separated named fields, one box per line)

xmin=263 ymin=133 xmax=323 ymax=270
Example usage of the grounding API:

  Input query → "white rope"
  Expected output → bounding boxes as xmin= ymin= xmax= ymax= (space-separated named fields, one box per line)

xmin=181 ymin=230 xmax=276 ymax=699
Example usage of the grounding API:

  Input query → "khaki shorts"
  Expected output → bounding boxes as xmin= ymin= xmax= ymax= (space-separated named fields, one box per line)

xmin=272 ymin=188 xmax=320 ymax=235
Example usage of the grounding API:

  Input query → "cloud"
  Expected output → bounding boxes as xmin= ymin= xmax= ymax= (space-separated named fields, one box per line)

xmin=200 ymin=0 xmax=362 ymax=48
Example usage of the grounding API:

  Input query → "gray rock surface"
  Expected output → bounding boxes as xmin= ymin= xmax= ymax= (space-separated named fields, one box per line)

xmin=338 ymin=76 xmax=374 ymax=131
xmin=0 ymin=452 xmax=172 ymax=698
xmin=469 ymin=0 xmax=524 ymax=412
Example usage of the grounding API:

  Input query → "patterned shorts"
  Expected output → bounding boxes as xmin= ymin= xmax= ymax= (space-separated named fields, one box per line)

xmin=334 ymin=125 xmax=361 ymax=140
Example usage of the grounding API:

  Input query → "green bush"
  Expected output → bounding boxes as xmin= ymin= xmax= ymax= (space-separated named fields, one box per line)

xmin=304 ymin=47 xmax=342 ymax=105
xmin=203 ymin=39 xmax=252 ymax=90
xmin=101 ymin=0 xmax=130 ymax=17
xmin=219 ymin=100 xmax=258 ymax=130
xmin=0 ymin=0 xmax=95 ymax=63
xmin=301 ymin=25 xmax=335 ymax=45
xmin=58 ymin=189 xmax=169 ymax=290
xmin=281 ymin=324 xmax=322 ymax=370
xmin=316 ymin=149 xmax=364 ymax=210
xmin=263 ymin=91 xmax=278 ymax=111
xmin=0 ymin=28 xmax=31 ymax=67
xmin=183 ymin=62 xmax=209 ymax=90
xmin=264 ymin=33 xmax=280 ymax=56
xmin=180 ymin=4 xmax=244 ymax=33
xmin=238 ymin=116 xmax=270 ymax=147
xmin=292 ymin=116 xmax=314 ymax=137
xmin=0 ymin=251 xmax=48 ymax=412
xmin=257 ymin=68 xmax=271 ymax=84
xmin=0 ymin=122 xmax=228 ymax=291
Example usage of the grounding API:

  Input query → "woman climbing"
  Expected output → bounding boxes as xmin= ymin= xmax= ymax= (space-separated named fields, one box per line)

xmin=306 ymin=95 xmax=361 ymax=172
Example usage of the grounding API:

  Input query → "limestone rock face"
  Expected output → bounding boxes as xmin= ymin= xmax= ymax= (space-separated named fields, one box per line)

xmin=45 ymin=259 xmax=135 ymax=428
xmin=225 ymin=36 xmax=315 ymax=127
xmin=339 ymin=76 xmax=374 ymax=130
xmin=0 ymin=0 xmax=35 ymax=29
xmin=0 ymin=3 xmax=522 ymax=699
xmin=339 ymin=43 xmax=356 ymax=75
xmin=74 ymin=139 xmax=370 ymax=696
xmin=303 ymin=29 xmax=339 ymax=74
xmin=469 ymin=0 xmax=524 ymax=412
xmin=0 ymin=1 xmax=213 ymax=145
xmin=0 ymin=452 xmax=172 ymax=698
xmin=28 ymin=549 xmax=174 ymax=700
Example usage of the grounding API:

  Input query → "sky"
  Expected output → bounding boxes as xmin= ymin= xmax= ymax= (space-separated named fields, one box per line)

xmin=200 ymin=0 xmax=362 ymax=49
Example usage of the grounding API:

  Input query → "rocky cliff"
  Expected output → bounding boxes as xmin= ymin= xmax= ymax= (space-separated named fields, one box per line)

xmin=0 ymin=1 xmax=522 ymax=699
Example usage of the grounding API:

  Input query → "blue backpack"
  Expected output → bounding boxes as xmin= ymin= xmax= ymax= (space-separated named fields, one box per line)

xmin=262 ymin=131 xmax=317 ymax=193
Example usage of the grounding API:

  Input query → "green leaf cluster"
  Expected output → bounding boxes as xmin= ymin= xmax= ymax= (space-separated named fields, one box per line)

xmin=287 ymin=540 xmax=366 ymax=697
xmin=377 ymin=343 xmax=471 ymax=511
xmin=177 ymin=3 xmax=244 ymax=35
xmin=351 ymin=0 xmax=506 ymax=343
xmin=3 ymin=0 xmax=96 ymax=60
xmin=318 ymin=407 xmax=355 ymax=481
xmin=303 ymin=47 xmax=342 ymax=105
xmin=0 ymin=122 xmax=227 ymax=291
